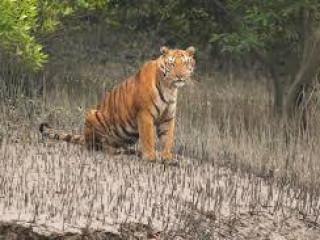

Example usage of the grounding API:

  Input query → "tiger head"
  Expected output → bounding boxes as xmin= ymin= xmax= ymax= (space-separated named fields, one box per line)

xmin=158 ymin=46 xmax=196 ymax=89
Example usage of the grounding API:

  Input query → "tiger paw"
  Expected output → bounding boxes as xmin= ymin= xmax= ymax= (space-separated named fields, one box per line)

xmin=140 ymin=152 xmax=157 ymax=163
xmin=159 ymin=156 xmax=179 ymax=167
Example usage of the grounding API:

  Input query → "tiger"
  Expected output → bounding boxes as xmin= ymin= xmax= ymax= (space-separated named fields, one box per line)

xmin=39 ymin=46 xmax=196 ymax=164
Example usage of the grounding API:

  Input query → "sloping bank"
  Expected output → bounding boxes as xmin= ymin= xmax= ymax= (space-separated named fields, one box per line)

xmin=0 ymin=222 xmax=162 ymax=240
xmin=0 ymin=222 xmax=121 ymax=240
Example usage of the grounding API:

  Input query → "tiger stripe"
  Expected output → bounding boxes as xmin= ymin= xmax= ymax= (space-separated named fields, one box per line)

xmin=39 ymin=46 xmax=195 ymax=162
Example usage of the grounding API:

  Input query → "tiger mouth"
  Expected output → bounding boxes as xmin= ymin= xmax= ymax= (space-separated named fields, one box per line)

xmin=172 ymin=79 xmax=186 ymax=88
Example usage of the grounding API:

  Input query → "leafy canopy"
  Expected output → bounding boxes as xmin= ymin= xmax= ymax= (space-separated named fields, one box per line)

xmin=1 ymin=0 xmax=319 ymax=69
xmin=210 ymin=0 xmax=320 ymax=54
xmin=0 ymin=0 xmax=106 ymax=69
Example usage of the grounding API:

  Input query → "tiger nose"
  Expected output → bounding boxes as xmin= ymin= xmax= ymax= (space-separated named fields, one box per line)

xmin=176 ymin=72 xmax=183 ymax=79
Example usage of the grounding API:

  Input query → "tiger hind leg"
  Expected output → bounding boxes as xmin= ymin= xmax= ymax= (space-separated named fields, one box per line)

xmin=84 ymin=122 xmax=104 ymax=151
xmin=84 ymin=121 xmax=123 ymax=155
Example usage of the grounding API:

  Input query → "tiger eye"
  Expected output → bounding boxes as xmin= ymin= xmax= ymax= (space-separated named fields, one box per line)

xmin=167 ymin=56 xmax=175 ymax=64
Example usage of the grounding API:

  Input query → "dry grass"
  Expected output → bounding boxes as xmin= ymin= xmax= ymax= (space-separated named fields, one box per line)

xmin=179 ymin=77 xmax=320 ymax=187
xmin=1 ymin=72 xmax=320 ymax=239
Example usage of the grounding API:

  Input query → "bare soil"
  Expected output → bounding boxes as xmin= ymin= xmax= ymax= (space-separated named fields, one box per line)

xmin=0 ymin=136 xmax=319 ymax=239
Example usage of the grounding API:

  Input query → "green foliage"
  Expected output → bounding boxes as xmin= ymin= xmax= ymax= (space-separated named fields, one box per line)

xmin=102 ymin=0 xmax=320 ymax=57
xmin=210 ymin=0 xmax=320 ymax=54
xmin=1 ymin=0 xmax=319 ymax=69
xmin=0 ymin=0 xmax=106 ymax=69
xmin=0 ymin=0 xmax=44 ymax=69
xmin=101 ymin=0 xmax=217 ymax=47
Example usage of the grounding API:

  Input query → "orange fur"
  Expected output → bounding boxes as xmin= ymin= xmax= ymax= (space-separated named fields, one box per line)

xmin=40 ymin=46 xmax=196 ymax=163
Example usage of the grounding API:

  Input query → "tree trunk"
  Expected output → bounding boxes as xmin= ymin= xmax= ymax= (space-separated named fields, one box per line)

xmin=250 ymin=9 xmax=319 ymax=122
xmin=285 ymin=29 xmax=320 ymax=118
xmin=272 ymin=75 xmax=286 ymax=115
xmin=263 ymin=8 xmax=320 ymax=121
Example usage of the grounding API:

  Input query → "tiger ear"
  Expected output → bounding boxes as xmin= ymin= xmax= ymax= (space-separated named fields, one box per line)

xmin=186 ymin=46 xmax=195 ymax=56
xmin=160 ymin=46 xmax=170 ymax=55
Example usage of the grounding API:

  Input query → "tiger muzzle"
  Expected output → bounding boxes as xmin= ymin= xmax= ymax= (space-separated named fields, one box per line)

xmin=172 ymin=78 xmax=187 ymax=88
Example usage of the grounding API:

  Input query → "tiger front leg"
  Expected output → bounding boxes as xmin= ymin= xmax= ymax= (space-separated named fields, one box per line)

xmin=158 ymin=117 xmax=176 ymax=163
xmin=138 ymin=110 xmax=156 ymax=162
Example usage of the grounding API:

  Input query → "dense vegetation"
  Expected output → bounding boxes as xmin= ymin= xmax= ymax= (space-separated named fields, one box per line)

xmin=1 ymin=0 xmax=320 ymax=116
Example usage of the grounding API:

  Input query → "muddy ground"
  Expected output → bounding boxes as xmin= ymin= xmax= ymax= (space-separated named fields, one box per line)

xmin=0 ymin=136 xmax=320 ymax=239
